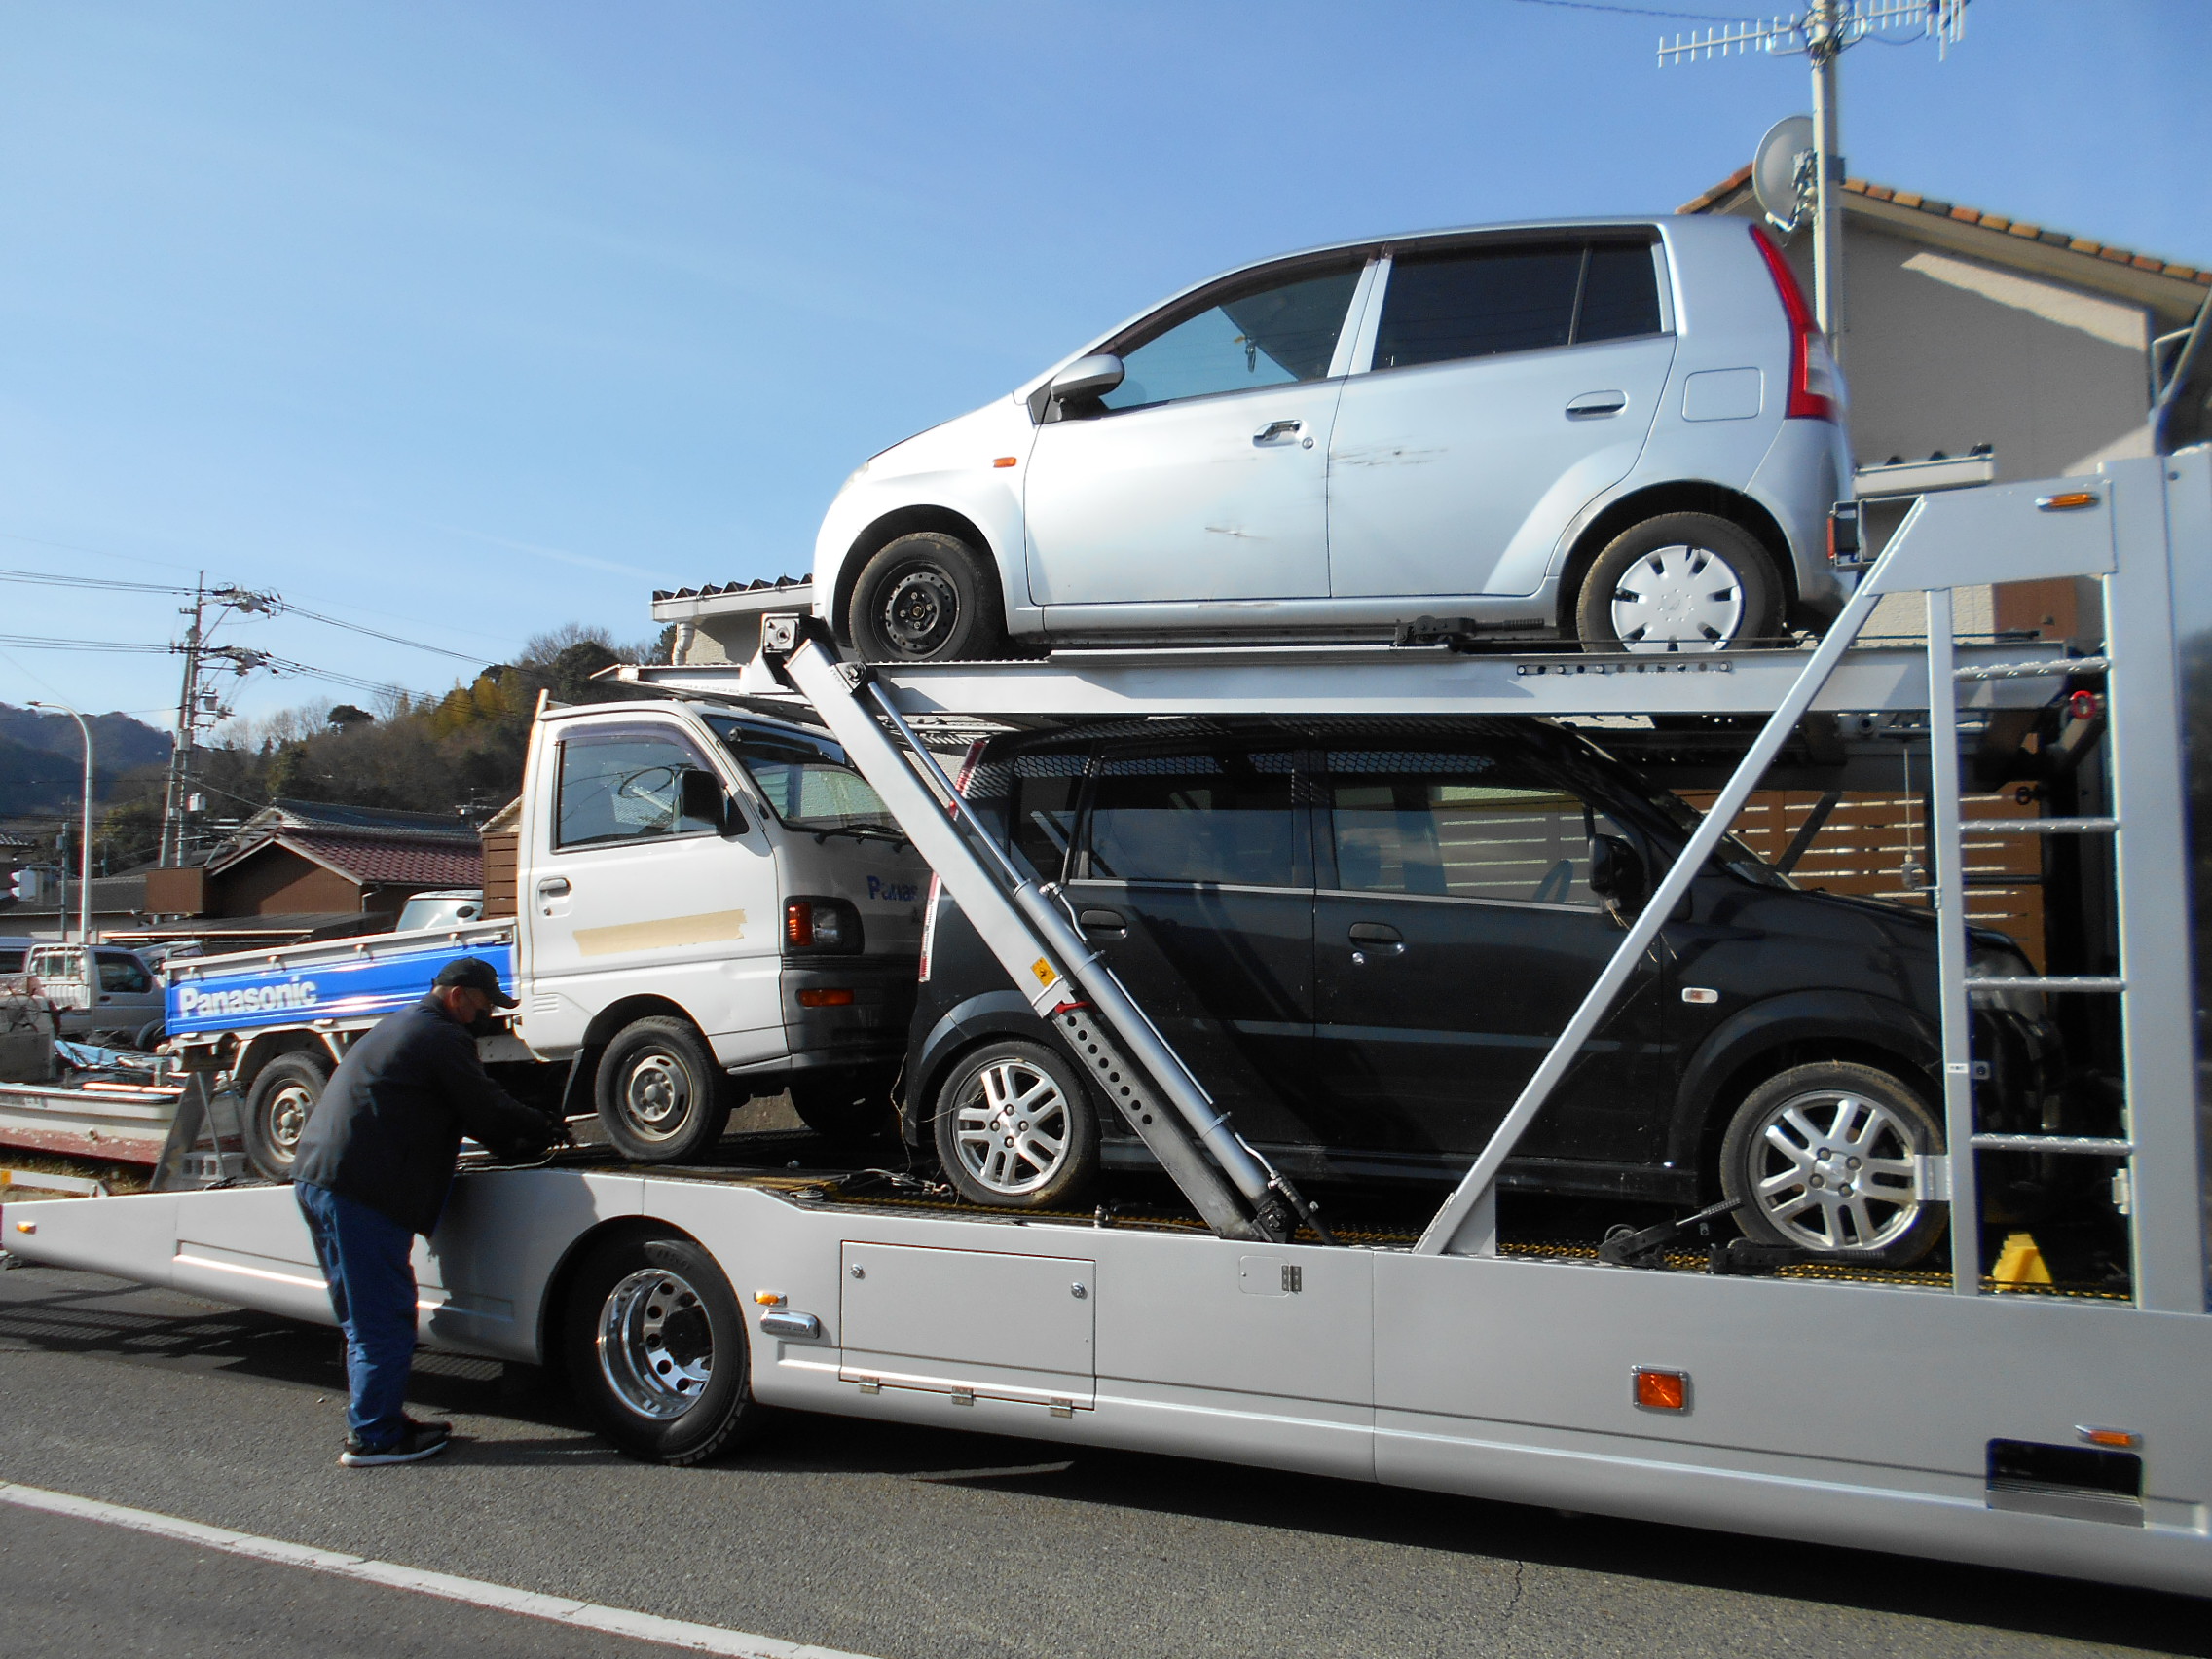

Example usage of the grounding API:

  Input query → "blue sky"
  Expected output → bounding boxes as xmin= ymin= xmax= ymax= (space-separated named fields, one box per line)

xmin=0 ymin=0 xmax=2202 ymax=733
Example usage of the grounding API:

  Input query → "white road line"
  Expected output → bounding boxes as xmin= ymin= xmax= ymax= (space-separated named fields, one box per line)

xmin=0 ymin=1480 xmax=878 ymax=1659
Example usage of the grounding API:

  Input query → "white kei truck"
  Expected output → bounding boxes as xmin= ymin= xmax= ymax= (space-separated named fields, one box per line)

xmin=157 ymin=696 xmax=931 ymax=1176
xmin=10 ymin=408 xmax=2212 ymax=1599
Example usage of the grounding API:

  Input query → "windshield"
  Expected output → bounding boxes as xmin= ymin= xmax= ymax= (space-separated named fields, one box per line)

xmin=1631 ymin=780 xmax=1797 ymax=890
xmin=702 ymin=714 xmax=900 ymax=834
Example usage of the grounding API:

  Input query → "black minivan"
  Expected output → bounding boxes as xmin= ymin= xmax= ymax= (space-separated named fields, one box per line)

xmin=903 ymin=718 xmax=2058 ymax=1264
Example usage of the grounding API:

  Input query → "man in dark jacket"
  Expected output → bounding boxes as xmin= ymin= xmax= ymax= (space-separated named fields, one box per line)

xmin=292 ymin=956 xmax=564 ymax=1467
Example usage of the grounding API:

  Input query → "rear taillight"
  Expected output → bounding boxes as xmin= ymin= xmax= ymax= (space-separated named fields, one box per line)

xmin=1749 ymin=223 xmax=1842 ymax=424
xmin=917 ymin=872 xmax=942 ymax=983
xmin=784 ymin=898 xmax=861 ymax=953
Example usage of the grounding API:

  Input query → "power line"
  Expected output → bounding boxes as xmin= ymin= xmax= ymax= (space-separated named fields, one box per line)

xmin=274 ymin=601 xmax=488 ymax=665
xmin=1503 ymin=0 xmax=1750 ymax=20
xmin=0 ymin=566 xmax=192 ymax=596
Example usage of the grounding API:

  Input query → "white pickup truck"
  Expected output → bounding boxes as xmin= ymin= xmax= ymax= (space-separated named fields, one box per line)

xmin=163 ymin=694 xmax=931 ymax=1176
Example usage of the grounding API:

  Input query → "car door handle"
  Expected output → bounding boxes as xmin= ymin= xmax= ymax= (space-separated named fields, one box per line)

xmin=536 ymin=877 xmax=571 ymax=897
xmin=1567 ymin=390 xmax=1628 ymax=418
xmin=1253 ymin=419 xmax=1308 ymax=445
xmin=1347 ymin=921 xmax=1405 ymax=957
xmin=1078 ymin=907 xmax=1126 ymax=935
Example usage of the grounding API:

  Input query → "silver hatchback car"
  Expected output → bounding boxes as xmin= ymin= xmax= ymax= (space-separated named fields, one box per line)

xmin=815 ymin=214 xmax=1854 ymax=659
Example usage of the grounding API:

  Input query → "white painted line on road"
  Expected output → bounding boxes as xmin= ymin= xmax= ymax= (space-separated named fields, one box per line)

xmin=0 ymin=1479 xmax=879 ymax=1659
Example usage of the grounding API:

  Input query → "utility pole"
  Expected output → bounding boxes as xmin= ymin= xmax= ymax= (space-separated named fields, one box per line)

xmin=29 ymin=701 xmax=93 ymax=944
xmin=1661 ymin=0 xmax=1971 ymax=365
xmin=159 ymin=574 xmax=276 ymax=866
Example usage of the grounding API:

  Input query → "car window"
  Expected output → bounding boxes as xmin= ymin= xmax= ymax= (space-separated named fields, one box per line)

xmin=0 ymin=949 xmax=23 ymax=974
xmin=1372 ymin=240 xmax=1659 ymax=371
xmin=1083 ymin=746 xmax=1308 ymax=888
xmin=702 ymin=715 xmax=898 ymax=834
xmin=1323 ymin=751 xmax=1630 ymax=907
xmin=97 ymin=954 xmax=152 ymax=994
xmin=555 ymin=726 xmax=721 ymax=850
xmin=965 ymin=748 xmax=1088 ymax=880
xmin=1100 ymin=264 xmax=1363 ymax=413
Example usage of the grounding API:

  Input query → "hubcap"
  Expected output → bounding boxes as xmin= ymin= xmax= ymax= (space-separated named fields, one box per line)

xmin=621 ymin=1051 xmax=695 ymax=1141
xmin=880 ymin=566 xmax=959 ymax=656
xmin=1749 ymin=1089 xmax=1925 ymax=1252
xmin=952 ymin=1059 xmax=1071 ymax=1196
xmin=266 ymin=1083 xmax=314 ymax=1155
xmin=1609 ymin=544 xmax=1746 ymax=653
xmin=597 ymin=1268 xmax=713 ymax=1420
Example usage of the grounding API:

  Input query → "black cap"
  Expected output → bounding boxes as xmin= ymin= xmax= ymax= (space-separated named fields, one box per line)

xmin=432 ymin=956 xmax=519 ymax=1008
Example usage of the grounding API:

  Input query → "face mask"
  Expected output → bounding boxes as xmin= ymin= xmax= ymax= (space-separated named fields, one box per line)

xmin=466 ymin=1012 xmax=498 ymax=1039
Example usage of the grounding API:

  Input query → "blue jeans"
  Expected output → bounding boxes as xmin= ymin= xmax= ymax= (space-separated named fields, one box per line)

xmin=295 ymin=1182 xmax=419 ymax=1447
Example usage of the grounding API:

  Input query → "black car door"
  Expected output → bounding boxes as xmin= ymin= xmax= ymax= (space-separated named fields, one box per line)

xmin=1310 ymin=739 xmax=1672 ymax=1170
xmin=1066 ymin=736 xmax=1317 ymax=1145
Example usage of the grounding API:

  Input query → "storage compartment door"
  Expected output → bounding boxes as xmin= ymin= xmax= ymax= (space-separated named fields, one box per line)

xmin=839 ymin=1242 xmax=1096 ymax=1408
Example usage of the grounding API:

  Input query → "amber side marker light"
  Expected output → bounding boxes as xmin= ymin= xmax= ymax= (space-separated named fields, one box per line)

xmin=1632 ymin=1367 xmax=1689 ymax=1412
xmin=2036 ymin=491 xmax=2100 ymax=512
xmin=14 ymin=1221 xmax=33 ymax=1235
xmin=993 ymin=456 xmax=1018 ymax=468
xmin=797 ymin=987 xmax=855 ymax=1008
xmin=754 ymin=1291 xmax=788 ymax=1307
xmin=2078 ymin=1425 xmax=2142 ymax=1449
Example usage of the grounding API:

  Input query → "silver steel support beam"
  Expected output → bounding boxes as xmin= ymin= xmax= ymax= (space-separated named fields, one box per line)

xmin=1925 ymin=587 xmax=1983 ymax=1295
xmin=768 ymin=627 xmax=1297 ymax=1242
xmin=1413 ymin=530 xmax=1907 ymax=1257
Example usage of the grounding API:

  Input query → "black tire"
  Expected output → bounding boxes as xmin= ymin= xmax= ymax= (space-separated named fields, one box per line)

xmin=562 ymin=1233 xmax=760 ymax=1464
xmin=1719 ymin=1060 xmax=1948 ymax=1266
xmin=244 ymin=1052 xmax=329 ymax=1180
xmin=1572 ymin=512 xmax=1784 ymax=653
xmin=595 ymin=1017 xmax=733 ymax=1163
xmin=132 ymin=1020 xmax=166 ymax=1053
xmin=787 ymin=1070 xmax=895 ymax=1141
xmin=932 ymin=1039 xmax=1098 ymax=1210
xmin=848 ymin=531 xmax=1007 ymax=662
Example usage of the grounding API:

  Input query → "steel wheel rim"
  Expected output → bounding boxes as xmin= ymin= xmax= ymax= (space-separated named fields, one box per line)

xmin=1609 ymin=543 xmax=1745 ymax=653
xmin=621 ymin=1051 xmax=694 ymax=1141
xmin=597 ymin=1268 xmax=713 ymax=1420
xmin=1749 ymin=1088 xmax=1925 ymax=1252
xmin=951 ymin=1058 xmax=1071 ymax=1196
xmin=880 ymin=566 xmax=959 ymax=656
xmin=266 ymin=1083 xmax=315 ymax=1154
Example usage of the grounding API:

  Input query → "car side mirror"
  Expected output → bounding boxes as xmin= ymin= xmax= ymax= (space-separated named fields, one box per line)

xmin=1049 ymin=352 xmax=1125 ymax=406
xmin=1587 ymin=834 xmax=1647 ymax=916
xmin=680 ymin=768 xmax=746 ymax=836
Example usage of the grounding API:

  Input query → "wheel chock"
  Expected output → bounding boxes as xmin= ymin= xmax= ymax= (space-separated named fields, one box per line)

xmin=1990 ymin=1231 xmax=2054 ymax=1290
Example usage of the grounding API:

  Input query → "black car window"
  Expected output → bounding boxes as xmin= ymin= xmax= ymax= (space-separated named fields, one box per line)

xmin=1083 ymin=746 xmax=1308 ymax=888
xmin=964 ymin=747 xmax=1088 ymax=880
xmin=555 ymin=726 xmax=720 ymax=850
xmin=1324 ymin=751 xmax=1629 ymax=907
xmin=0 ymin=950 xmax=23 ymax=974
xmin=1373 ymin=240 xmax=1660 ymax=371
xmin=97 ymin=954 xmax=152 ymax=994
xmin=1100 ymin=263 xmax=1363 ymax=413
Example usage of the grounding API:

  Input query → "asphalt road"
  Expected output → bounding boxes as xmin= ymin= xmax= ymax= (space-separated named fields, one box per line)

xmin=0 ymin=1260 xmax=2203 ymax=1659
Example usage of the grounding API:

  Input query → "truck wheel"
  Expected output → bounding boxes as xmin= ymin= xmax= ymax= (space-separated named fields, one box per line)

xmin=932 ymin=1039 xmax=1098 ymax=1210
xmin=596 ymin=1018 xmax=733 ymax=1162
xmin=563 ymin=1233 xmax=760 ymax=1465
xmin=244 ymin=1052 xmax=329 ymax=1180
xmin=1719 ymin=1060 xmax=1947 ymax=1266
xmin=1573 ymin=513 xmax=1782 ymax=653
xmin=787 ymin=1071 xmax=894 ymax=1141
xmin=848 ymin=532 xmax=1007 ymax=662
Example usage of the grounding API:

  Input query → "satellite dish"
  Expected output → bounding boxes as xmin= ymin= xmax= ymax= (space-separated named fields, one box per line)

xmin=1752 ymin=114 xmax=1816 ymax=234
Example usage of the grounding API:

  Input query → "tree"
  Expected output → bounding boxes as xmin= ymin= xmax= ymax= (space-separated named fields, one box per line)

xmin=327 ymin=704 xmax=375 ymax=729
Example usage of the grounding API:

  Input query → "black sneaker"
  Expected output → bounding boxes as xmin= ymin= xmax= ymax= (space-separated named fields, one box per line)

xmin=339 ymin=1425 xmax=452 ymax=1468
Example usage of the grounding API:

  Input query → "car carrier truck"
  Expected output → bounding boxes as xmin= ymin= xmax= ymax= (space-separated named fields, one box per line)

xmin=160 ymin=695 xmax=930 ymax=1176
xmin=9 ymin=405 xmax=2212 ymax=1595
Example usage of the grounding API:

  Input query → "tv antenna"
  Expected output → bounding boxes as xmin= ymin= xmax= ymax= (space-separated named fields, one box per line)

xmin=1661 ymin=0 xmax=1970 ymax=359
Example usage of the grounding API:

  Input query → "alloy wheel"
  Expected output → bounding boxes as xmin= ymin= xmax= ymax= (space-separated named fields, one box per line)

xmin=596 ymin=1268 xmax=713 ymax=1420
xmin=1609 ymin=543 xmax=1746 ymax=652
xmin=951 ymin=1058 xmax=1072 ymax=1197
xmin=1747 ymin=1088 xmax=1924 ymax=1252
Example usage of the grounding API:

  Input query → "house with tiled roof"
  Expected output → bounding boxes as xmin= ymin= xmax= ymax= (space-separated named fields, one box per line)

xmin=116 ymin=799 xmax=484 ymax=949
xmin=1682 ymin=166 xmax=2208 ymax=642
xmin=650 ymin=574 xmax=812 ymax=666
